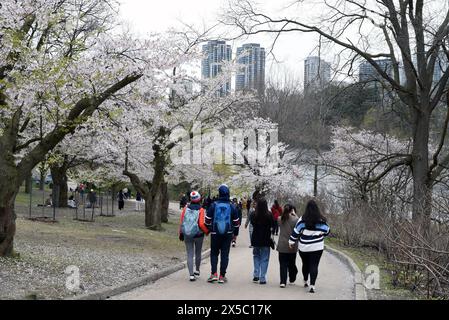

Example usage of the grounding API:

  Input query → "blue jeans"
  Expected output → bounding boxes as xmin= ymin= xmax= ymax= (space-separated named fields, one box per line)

xmin=253 ymin=247 xmax=271 ymax=282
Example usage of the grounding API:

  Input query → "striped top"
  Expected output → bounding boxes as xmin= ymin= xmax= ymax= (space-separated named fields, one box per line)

xmin=288 ymin=220 xmax=330 ymax=252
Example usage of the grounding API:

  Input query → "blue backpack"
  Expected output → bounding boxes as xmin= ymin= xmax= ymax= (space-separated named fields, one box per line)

xmin=214 ymin=202 xmax=232 ymax=235
xmin=182 ymin=207 xmax=200 ymax=239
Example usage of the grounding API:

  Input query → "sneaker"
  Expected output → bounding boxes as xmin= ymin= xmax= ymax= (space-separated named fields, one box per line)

xmin=252 ymin=277 xmax=260 ymax=283
xmin=218 ymin=275 xmax=227 ymax=284
xmin=189 ymin=276 xmax=196 ymax=282
xmin=280 ymin=284 xmax=286 ymax=288
xmin=309 ymin=286 xmax=315 ymax=293
xmin=207 ymin=273 xmax=218 ymax=283
xmin=304 ymin=280 xmax=309 ymax=288
xmin=194 ymin=270 xmax=200 ymax=277
xmin=232 ymin=241 xmax=236 ymax=247
xmin=259 ymin=281 xmax=267 ymax=285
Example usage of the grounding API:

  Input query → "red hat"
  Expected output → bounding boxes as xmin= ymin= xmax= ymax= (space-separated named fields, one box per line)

xmin=190 ymin=191 xmax=201 ymax=203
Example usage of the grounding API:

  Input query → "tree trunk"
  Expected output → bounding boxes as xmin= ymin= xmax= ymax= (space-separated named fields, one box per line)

xmin=39 ymin=170 xmax=45 ymax=191
xmin=146 ymin=147 xmax=167 ymax=230
xmin=411 ymin=109 xmax=432 ymax=236
xmin=161 ymin=182 xmax=169 ymax=223
xmin=0 ymin=203 xmax=16 ymax=256
xmin=0 ymin=163 xmax=19 ymax=256
xmin=24 ymin=171 xmax=32 ymax=194
xmin=50 ymin=164 xmax=68 ymax=208
xmin=313 ymin=164 xmax=318 ymax=197
xmin=147 ymin=173 xmax=164 ymax=230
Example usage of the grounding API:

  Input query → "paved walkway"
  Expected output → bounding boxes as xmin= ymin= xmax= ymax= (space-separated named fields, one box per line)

xmin=112 ymin=222 xmax=355 ymax=300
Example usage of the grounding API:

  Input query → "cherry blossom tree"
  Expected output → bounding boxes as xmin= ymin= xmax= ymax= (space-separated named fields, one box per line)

xmin=0 ymin=0 xmax=175 ymax=256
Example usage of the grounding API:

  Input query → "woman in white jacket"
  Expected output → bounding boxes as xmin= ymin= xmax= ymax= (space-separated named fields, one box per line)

xmin=289 ymin=200 xmax=330 ymax=293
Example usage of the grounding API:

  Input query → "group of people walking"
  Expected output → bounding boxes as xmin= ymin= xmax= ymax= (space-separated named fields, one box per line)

xmin=178 ymin=184 xmax=330 ymax=293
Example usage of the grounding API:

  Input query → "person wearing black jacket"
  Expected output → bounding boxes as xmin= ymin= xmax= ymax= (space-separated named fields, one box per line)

xmin=250 ymin=198 xmax=275 ymax=285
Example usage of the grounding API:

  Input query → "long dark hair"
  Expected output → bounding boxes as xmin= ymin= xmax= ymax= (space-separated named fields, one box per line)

xmin=281 ymin=204 xmax=293 ymax=223
xmin=302 ymin=200 xmax=326 ymax=229
xmin=254 ymin=198 xmax=271 ymax=224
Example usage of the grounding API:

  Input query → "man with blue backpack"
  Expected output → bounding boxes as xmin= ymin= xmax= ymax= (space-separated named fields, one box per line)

xmin=205 ymin=184 xmax=240 ymax=284
xmin=179 ymin=191 xmax=209 ymax=281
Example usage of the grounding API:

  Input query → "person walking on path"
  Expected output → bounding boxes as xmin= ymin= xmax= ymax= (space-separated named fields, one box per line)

xmin=246 ymin=198 xmax=252 ymax=216
xmin=231 ymin=198 xmax=243 ymax=248
xmin=250 ymin=198 xmax=275 ymax=285
xmin=277 ymin=204 xmax=299 ymax=288
xmin=180 ymin=193 xmax=188 ymax=209
xmin=289 ymin=199 xmax=330 ymax=293
xmin=244 ymin=201 xmax=256 ymax=248
xmin=118 ymin=190 xmax=125 ymax=211
xmin=271 ymin=200 xmax=282 ymax=236
xmin=87 ymin=189 xmax=97 ymax=208
xmin=179 ymin=191 xmax=210 ymax=281
xmin=135 ymin=191 xmax=143 ymax=211
xmin=205 ymin=184 xmax=240 ymax=284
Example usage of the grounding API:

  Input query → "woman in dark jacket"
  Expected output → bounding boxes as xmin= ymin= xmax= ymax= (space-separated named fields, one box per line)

xmin=277 ymin=204 xmax=299 ymax=288
xmin=250 ymin=198 xmax=275 ymax=284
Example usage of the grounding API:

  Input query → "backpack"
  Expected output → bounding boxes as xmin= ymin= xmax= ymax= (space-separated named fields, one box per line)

xmin=182 ymin=207 xmax=200 ymax=239
xmin=214 ymin=202 xmax=232 ymax=235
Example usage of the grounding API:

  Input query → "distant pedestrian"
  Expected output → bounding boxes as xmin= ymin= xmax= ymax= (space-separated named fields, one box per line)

xmin=246 ymin=198 xmax=252 ymax=215
xmin=231 ymin=198 xmax=242 ymax=247
xmin=118 ymin=190 xmax=125 ymax=211
xmin=205 ymin=184 xmax=240 ymax=284
xmin=135 ymin=191 xmax=143 ymax=211
xmin=87 ymin=189 xmax=97 ymax=208
xmin=277 ymin=204 xmax=299 ymax=288
xmin=271 ymin=200 xmax=282 ymax=236
xmin=250 ymin=198 xmax=275 ymax=285
xmin=244 ymin=201 xmax=256 ymax=248
xmin=180 ymin=193 xmax=187 ymax=209
xmin=289 ymin=200 xmax=330 ymax=293
xmin=179 ymin=191 xmax=209 ymax=281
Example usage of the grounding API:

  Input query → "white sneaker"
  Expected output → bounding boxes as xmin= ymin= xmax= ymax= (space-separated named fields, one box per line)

xmin=194 ymin=270 xmax=200 ymax=277
xmin=280 ymin=284 xmax=286 ymax=288
xmin=189 ymin=276 xmax=196 ymax=281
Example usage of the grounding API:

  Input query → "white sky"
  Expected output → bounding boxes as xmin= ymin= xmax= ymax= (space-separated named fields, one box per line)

xmin=117 ymin=0 xmax=323 ymax=86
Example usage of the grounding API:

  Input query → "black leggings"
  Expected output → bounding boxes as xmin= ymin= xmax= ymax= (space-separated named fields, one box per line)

xmin=278 ymin=252 xmax=298 ymax=285
xmin=299 ymin=250 xmax=323 ymax=286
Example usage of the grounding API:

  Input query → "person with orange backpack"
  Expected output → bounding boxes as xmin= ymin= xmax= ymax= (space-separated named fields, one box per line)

xmin=179 ymin=191 xmax=209 ymax=281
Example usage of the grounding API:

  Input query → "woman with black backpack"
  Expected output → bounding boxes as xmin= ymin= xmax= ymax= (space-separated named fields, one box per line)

xmin=250 ymin=198 xmax=275 ymax=285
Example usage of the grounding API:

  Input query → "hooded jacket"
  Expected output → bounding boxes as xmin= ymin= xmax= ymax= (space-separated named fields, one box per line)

xmin=205 ymin=185 xmax=240 ymax=235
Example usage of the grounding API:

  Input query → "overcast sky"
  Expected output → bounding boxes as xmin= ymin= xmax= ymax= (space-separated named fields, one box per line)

xmin=118 ymin=0 xmax=324 ymax=86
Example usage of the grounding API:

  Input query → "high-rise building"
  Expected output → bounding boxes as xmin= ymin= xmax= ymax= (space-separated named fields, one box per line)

xmin=304 ymin=56 xmax=331 ymax=90
xmin=359 ymin=58 xmax=394 ymax=83
xmin=236 ymin=43 xmax=266 ymax=95
xmin=201 ymin=40 xmax=232 ymax=96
